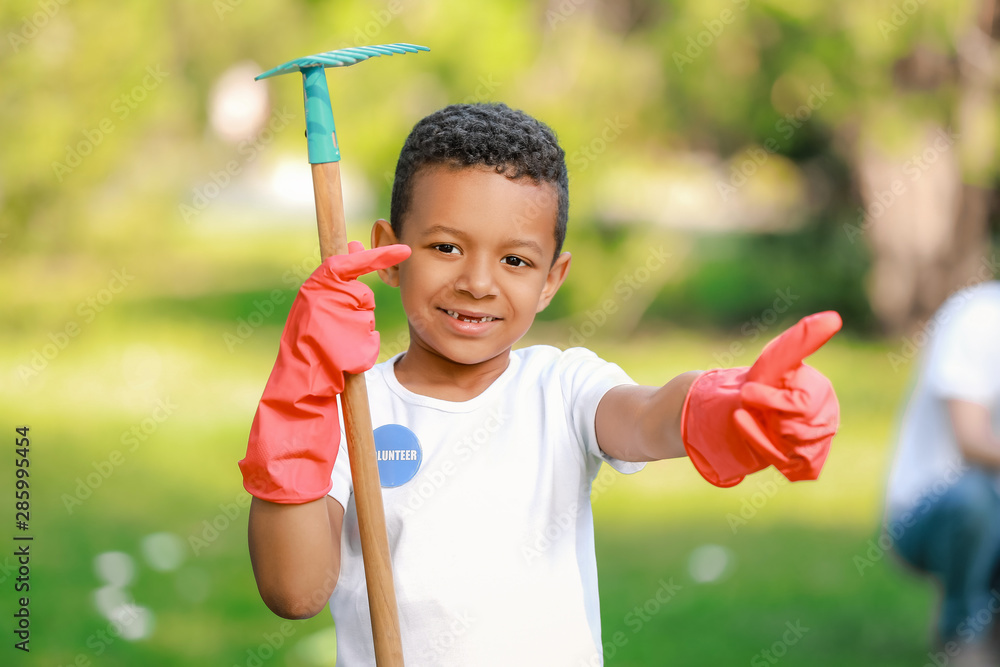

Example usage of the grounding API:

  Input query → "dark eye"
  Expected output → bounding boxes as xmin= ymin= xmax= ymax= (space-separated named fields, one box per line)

xmin=434 ymin=244 xmax=459 ymax=254
xmin=502 ymin=256 xmax=528 ymax=267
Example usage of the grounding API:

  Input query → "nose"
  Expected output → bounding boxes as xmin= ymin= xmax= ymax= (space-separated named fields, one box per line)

xmin=454 ymin=255 xmax=497 ymax=300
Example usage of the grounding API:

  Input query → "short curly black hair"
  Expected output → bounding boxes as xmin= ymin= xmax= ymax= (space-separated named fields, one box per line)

xmin=390 ymin=103 xmax=569 ymax=260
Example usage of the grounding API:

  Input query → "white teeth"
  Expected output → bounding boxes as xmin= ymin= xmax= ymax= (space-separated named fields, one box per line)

xmin=445 ymin=310 xmax=496 ymax=323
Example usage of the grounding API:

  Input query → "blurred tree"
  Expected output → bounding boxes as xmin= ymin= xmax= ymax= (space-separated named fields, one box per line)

xmin=583 ymin=0 xmax=1000 ymax=334
xmin=2 ymin=0 xmax=996 ymax=335
xmin=853 ymin=0 xmax=1000 ymax=334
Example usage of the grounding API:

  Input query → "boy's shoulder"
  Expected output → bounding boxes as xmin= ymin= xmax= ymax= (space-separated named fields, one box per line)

xmin=511 ymin=344 xmax=607 ymax=370
xmin=510 ymin=345 xmax=631 ymax=395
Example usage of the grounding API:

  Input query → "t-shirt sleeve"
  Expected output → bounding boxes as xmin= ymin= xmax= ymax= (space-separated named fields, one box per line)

xmin=558 ymin=347 xmax=645 ymax=474
xmin=327 ymin=398 xmax=353 ymax=510
xmin=926 ymin=293 xmax=1000 ymax=406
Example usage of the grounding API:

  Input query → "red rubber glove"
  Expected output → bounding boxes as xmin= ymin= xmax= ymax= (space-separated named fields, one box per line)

xmin=681 ymin=311 xmax=842 ymax=488
xmin=239 ymin=241 xmax=410 ymax=504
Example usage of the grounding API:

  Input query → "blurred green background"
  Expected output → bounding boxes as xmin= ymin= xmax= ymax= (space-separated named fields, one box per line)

xmin=3 ymin=0 xmax=1000 ymax=665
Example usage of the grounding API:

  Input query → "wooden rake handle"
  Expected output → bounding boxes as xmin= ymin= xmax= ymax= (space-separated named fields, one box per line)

xmin=311 ymin=161 xmax=404 ymax=666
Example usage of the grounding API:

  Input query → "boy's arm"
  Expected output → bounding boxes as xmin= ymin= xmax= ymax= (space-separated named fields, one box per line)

xmin=239 ymin=242 xmax=409 ymax=616
xmin=596 ymin=372 xmax=704 ymax=462
xmin=596 ymin=312 xmax=841 ymax=487
xmin=248 ymin=497 xmax=344 ymax=619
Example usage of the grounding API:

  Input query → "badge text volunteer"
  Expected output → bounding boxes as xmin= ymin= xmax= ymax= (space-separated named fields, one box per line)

xmin=376 ymin=449 xmax=419 ymax=462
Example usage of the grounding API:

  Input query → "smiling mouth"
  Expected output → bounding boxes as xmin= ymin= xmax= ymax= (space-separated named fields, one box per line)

xmin=443 ymin=309 xmax=499 ymax=323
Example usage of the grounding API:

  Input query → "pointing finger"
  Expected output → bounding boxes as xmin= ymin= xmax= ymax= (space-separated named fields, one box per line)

xmin=747 ymin=311 xmax=842 ymax=385
xmin=333 ymin=244 xmax=412 ymax=281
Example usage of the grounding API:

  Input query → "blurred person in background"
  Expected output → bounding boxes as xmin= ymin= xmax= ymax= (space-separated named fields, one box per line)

xmin=885 ymin=279 xmax=1000 ymax=666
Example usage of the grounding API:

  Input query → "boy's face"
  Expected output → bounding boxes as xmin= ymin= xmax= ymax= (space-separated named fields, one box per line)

xmin=373 ymin=165 xmax=571 ymax=369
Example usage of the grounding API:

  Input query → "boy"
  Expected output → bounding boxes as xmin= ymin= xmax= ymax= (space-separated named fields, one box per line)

xmin=240 ymin=103 xmax=841 ymax=666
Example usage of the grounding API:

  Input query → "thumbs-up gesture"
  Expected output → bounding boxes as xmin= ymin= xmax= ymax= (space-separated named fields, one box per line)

xmin=680 ymin=311 xmax=842 ymax=488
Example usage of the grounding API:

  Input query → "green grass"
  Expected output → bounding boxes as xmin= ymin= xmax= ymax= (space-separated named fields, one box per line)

xmin=594 ymin=521 xmax=933 ymax=666
xmin=1 ymin=228 xmax=939 ymax=666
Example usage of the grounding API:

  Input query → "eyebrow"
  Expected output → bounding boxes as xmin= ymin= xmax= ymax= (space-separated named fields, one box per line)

xmin=420 ymin=225 xmax=469 ymax=239
xmin=421 ymin=225 xmax=546 ymax=257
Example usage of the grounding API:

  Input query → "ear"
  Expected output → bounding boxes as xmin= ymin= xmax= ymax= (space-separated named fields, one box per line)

xmin=371 ymin=219 xmax=403 ymax=287
xmin=536 ymin=252 xmax=572 ymax=313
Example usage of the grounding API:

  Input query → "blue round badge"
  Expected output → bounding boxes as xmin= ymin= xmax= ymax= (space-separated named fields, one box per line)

xmin=373 ymin=424 xmax=422 ymax=488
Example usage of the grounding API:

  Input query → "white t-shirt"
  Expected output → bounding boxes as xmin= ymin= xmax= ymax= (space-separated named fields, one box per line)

xmin=886 ymin=281 xmax=1000 ymax=513
xmin=327 ymin=345 xmax=643 ymax=666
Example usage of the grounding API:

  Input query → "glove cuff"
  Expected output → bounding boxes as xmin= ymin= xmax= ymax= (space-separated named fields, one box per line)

xmin=239 ymin=401 xmax=340 ymax=504
xmin=681 ymin=368 xmax=767 ymax=488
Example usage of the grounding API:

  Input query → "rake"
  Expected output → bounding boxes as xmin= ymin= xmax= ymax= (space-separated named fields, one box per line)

xmin=256 ymin=43 xmax=429 ymax=667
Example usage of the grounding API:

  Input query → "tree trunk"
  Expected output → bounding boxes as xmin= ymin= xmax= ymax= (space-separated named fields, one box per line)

xmin=855 ymin=1 xmax=998 ymax=335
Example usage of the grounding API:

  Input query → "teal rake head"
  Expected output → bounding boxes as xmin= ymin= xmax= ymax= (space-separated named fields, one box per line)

xmin=255 ymin=43 xmax=429 ymax=80
xmin=256 ymin=44 xmax=429 ymax=164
